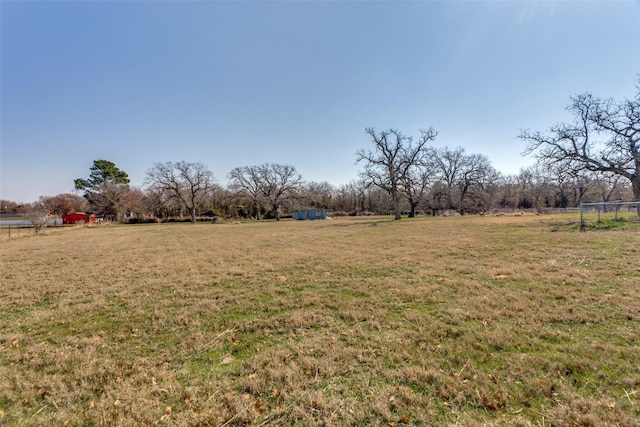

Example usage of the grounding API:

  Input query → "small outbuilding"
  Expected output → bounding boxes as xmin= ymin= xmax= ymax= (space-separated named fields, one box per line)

xmin=62 ymin=212 xmax=96 ymax=225
xmin=293 ymin=208 xmax=327 ymax=220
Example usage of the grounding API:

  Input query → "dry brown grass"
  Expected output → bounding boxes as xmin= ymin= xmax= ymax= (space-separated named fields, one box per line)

xmin=0 ymin=215 xmax=639 ymax=426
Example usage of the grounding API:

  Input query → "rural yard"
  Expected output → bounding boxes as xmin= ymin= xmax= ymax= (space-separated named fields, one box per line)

xmin=0 ymin=215 xmax=638 ymax=426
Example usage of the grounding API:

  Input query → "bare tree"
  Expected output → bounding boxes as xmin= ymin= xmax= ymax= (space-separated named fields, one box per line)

xmin=89 ymin=180 xmax=132 ymax=221
xmin=520 ymin=79 xmax=640 ymax=214
xmin=39 ymin=193 xmax=88 ymax=216
xmin=227 ymin=165 xmax=266 ymax=220
xmin=143 ymin=189 xmax=172 ymax=220
xmin=25 ymin=202 xmax=50 ymax=234
xmin=258 ymin=163 xmax=304 ymax=220
xmin=303 ymin=181 xmax=335 ymax=210
xmin=356 ymin=127 xmax=437 ymax=220
xmin=227 ymin=163 xmax=303 ymax=220
xmin=517 ymin=165 xmax=553 ymax=211
xmin=454 ymin=153 xmax=497 ymax=215
xmin=594 ymin=172 xmax=629 ymax=203
xmin=431 ymin=146 xmax=465 ymax=212
xmin=145 ymin=161 xmax=216 ymax=223
xmin=400 ymin=163 xmax=435 ymax=217
xmin=564 ymin=168 xmax=599 ymax=207
xmin=121 ymin=187 xmax=148 ymax=220
xmin=334 ymin=180 xmax=366 ymax=214
xmin=430 ymin=147 xmax=499 ymax=214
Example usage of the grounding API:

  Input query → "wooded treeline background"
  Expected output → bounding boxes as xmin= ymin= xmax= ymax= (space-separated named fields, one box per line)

xmin=1 ymin=156 xmax=632 ymax=222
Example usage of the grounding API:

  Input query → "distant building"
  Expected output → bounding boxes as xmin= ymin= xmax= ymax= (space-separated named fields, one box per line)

xmin=293 ymin=208 xmax=326 ymax=220
xmin=62 ymin=212 xmax=96 ymax=225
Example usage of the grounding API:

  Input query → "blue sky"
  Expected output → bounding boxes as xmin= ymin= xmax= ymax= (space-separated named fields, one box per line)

xmin=1 ymin=0 xmax=639 ymax=203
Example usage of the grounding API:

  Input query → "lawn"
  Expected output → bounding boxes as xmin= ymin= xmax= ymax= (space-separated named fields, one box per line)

xmin=0 ymin=215 xmax=638 ymax=426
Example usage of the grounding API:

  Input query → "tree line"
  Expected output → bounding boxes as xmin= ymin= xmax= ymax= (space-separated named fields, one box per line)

xmin=3 ymin=78 xmax=638 ymax=221
xmin=2 ymin=154 xmax=632 ymax=223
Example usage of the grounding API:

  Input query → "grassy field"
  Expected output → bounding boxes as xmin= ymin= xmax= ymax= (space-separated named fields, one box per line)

xmin=0 ymin=215 xmax=638 ymax=426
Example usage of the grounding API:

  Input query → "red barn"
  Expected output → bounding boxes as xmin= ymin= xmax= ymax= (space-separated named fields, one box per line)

xmin=62 ymin=212 xmax=96 ymax=225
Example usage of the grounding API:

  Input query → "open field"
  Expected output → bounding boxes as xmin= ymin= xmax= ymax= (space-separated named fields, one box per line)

xmin=0 ymin=215 xmax=639 ymax=426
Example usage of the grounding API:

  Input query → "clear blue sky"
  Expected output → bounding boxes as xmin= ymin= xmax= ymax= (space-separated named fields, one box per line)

xmin=1 ymin=0 xmax=639 ymax=203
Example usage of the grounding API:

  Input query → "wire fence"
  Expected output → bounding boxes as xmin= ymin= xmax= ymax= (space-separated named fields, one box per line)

xmin=0 ymin=220 xmax=65 ymax=239
xmin=579 ymin=201 xmax=640 ymax=231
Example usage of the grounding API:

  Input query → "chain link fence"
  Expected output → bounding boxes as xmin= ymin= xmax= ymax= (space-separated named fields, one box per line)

xmin=579 ymin=201 xmax=640 ymax=231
